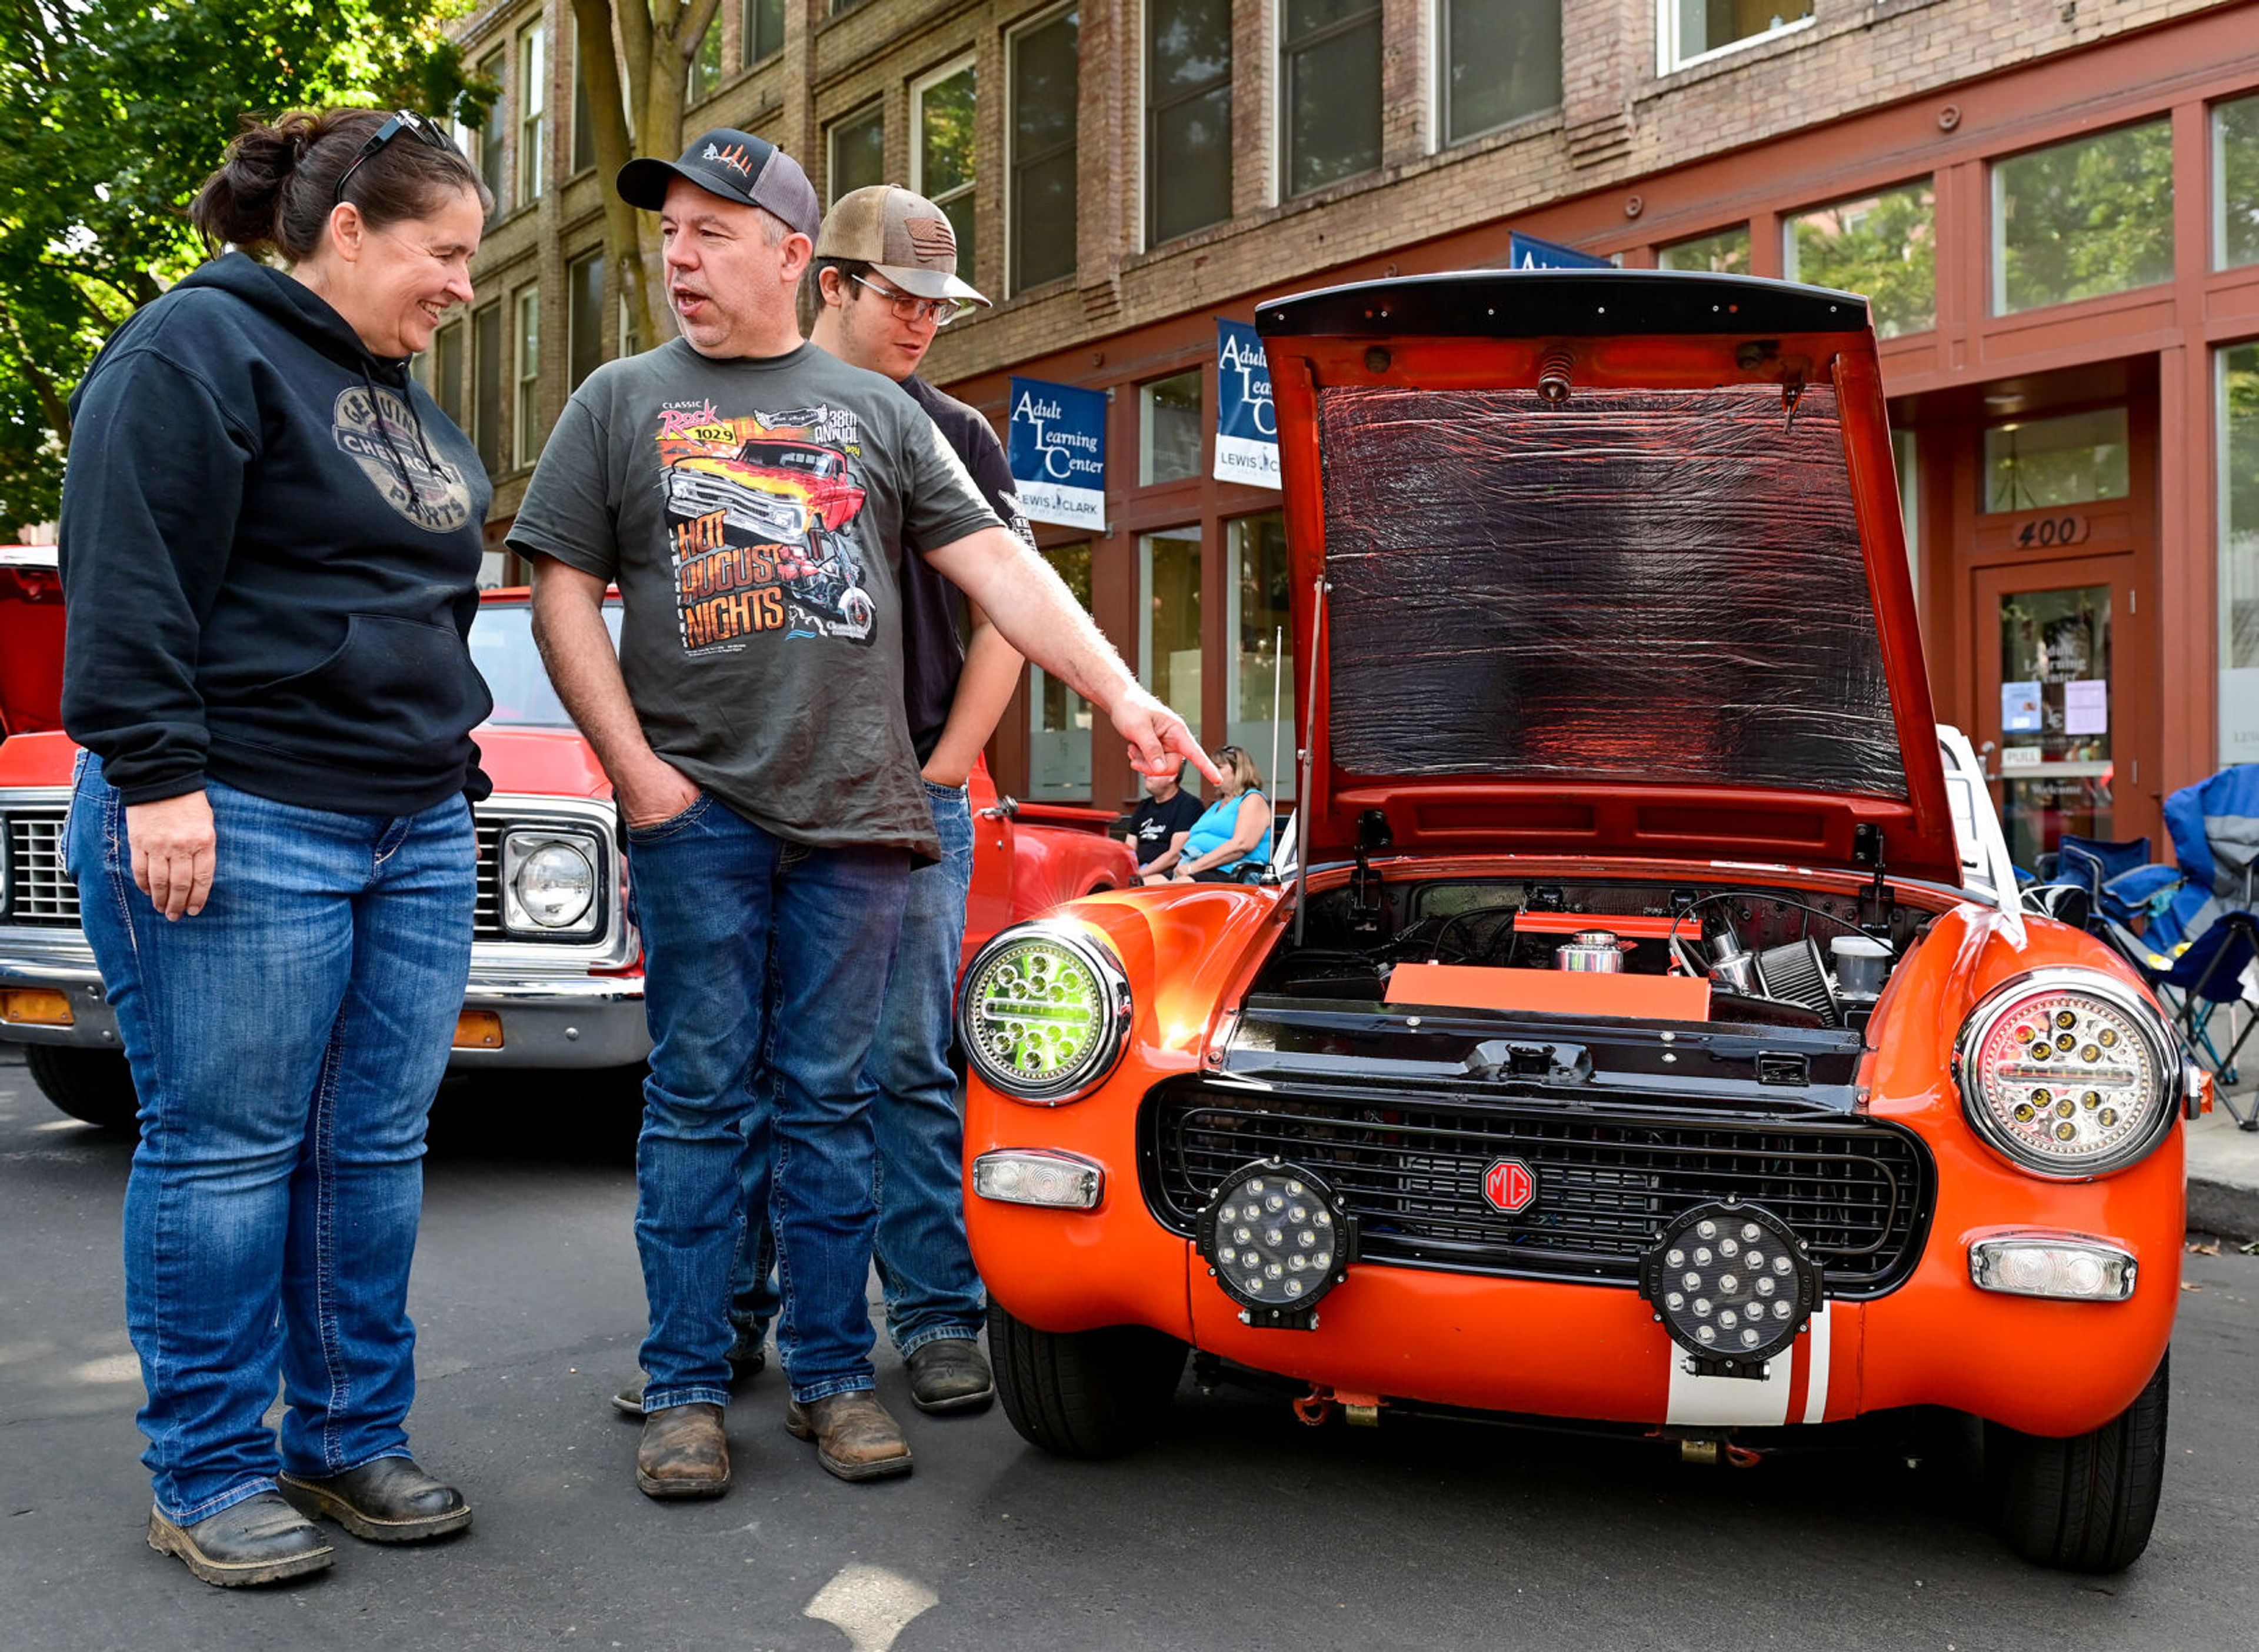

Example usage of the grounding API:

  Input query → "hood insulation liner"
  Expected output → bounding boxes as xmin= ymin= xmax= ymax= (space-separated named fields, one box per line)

xmin=1319 ymin=382 xmax=1907 ymax=800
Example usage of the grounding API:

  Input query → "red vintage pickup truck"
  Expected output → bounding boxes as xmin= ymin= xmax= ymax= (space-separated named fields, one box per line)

xmin=0 ymin=546 xmax=1137 ymax=1130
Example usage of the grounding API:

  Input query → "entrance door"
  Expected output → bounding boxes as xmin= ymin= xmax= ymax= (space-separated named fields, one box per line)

xmin=1970 ymin=555 xmax=2151 ymax=872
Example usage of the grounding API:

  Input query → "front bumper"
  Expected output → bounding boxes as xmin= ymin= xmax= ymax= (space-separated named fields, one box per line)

xmin=0 ymin=942 xmax=648 ymax=1070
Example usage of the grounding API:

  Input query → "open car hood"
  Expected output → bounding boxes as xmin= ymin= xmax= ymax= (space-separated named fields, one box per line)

xmin=0 ymin=547 xmax=64 ymax=742
xmin=1254 ymin=271 xmax=1960 ymax=887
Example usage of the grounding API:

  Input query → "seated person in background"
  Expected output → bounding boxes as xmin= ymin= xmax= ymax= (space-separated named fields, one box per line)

xmin=1153 ymin=745 xmax=1273 ymax=886
xmin=1122 ymin=764 xmax=1204 ymax=877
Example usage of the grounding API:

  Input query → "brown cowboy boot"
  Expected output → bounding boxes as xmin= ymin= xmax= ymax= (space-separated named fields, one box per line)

xmin=636 ymin=1401 xmax=731 ymax=1499
xmin=784 ymin=1390 xmax=914 ymax=1481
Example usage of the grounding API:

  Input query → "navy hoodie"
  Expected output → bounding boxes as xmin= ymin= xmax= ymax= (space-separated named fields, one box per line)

xmin=58 ymin=252 xmax=493 ymax=813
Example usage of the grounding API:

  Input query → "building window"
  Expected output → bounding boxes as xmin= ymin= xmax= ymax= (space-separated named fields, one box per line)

xmin=1981 ymin=408 xmax=2130 ymax=515
xmin=1441 ymin=0 xmax=1561 ymax=147
xmin=2220 ymin=345 xmax=2259 ymax=762
xmin=472 ymin=302 xmax=502 ymax=476
xmin=514 ymin=285 xmax=542 ymax=469
xmin=478 ymin=49 xmax=508 ymax=212
xmin=1009 ymin=5 xmax=1079 ymax=295
xmin=1227 ymin=512 xmax=1295 ymax=798
xmin=828 ymin=103 xmax=885 ymax=206
xmin=1991 ymin=119 xmax=2174 ymax=316
xmin=619 ymin=292 xmax=644 ymax=361
xmin=567 ymin=251 xmax=605 ymax=391
xmin=1030 ymin=541 xmax=1094 ymax=799
xmin=1141 ymin=528 xmax=1205 ymax=732
xmin=913 ymin=58 xmax=978 ymax=276
xmin=431 ymin=321 xmax=467 ymax=429
xmin=1782 ymin=180 xmax=1935 ymax=340
xmin=1659 ymin=0 xmax=1812 ymax=72
xmin=1892 ymin=426 xmax=1919 ymax=599
xmin=2217 ymin=93 xmax=2259 ymax=272
xmin=744 ymin=0 xmax=784 ymax=66
xmin=689 ymin=15 xmax=724 ymax=104
xmin=1282 ymin=0 xmax=1381 ymax=199
xmin=517 ymin=24 xmax=545 ymax=205
xmin=571 ymin=21 xmax=598 ymax=173
xmin=1140 ymin=370 xmax=1204 ymax=485
xmin=1147 ymin=0 xmax=1232 ymax=245
xmin=1657 ymin=225 xmax=1750 ymax=274
xmin=830 ymin=0 xmax=866 ymax=14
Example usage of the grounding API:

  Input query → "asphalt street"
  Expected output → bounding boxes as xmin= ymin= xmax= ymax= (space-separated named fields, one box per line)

xmin=5 ymin=1046 xmax=2258 ymax=1652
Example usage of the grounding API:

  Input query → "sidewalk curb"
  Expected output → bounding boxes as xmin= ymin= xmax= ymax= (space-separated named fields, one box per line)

xmin=2189 ymin=1176 xmax=2259 ymax=1244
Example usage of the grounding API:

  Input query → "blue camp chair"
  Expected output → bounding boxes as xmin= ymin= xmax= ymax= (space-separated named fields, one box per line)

xmin=2090 ymin=768 xmax=2259 ymax=1127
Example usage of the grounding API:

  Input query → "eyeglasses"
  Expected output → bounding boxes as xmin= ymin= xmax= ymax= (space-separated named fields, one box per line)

xmin=849 ymin=272 xmax=968 ymax=328
xmin=333 ymin=109 xmax=455 ymax=207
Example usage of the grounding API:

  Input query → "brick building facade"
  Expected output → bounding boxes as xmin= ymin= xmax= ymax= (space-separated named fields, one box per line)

xmin=444 ymin=0 xmax=2259 ymax=870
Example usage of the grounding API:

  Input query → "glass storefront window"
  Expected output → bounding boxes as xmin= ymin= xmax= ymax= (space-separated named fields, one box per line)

xmin=1227 ymin=513 xmax=1296 ymax=798
xmin=1029 ymin=542 xmax=1095 ymax=799
xmin=1661 ymin=0 xmax=1811 ymax=71
xmin=1996 ymin=582 xmax=2114 ymax=869
xmin=1981 ymin=408 xmax=2129 ymax=514
xmin=1991 ymin=119 xmax=2174 ymax=315
xmin=2220 ymin=344 xmax=2259 ymax=765
xmin=2218 ymin=93 xmax=2259 ymax=271
xmin=1140 ymin=529 xmax=1204 ymax=731
xmin=1141 ymin=371 xmax=1204 ymax=485
xmin=1782 ymin=181 xmax=1935 ymax=339
xmin=1443 ymin=0 xmax=1562 ymax=147
xmin=1657 ymin=226 xmax=1750 ymax=275
xmin=1282 ymin=0 xmax=1382 ymax=199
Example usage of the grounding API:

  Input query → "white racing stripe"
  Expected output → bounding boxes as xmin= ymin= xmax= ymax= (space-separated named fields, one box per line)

xmin=1800 ymin=1303 xmax=1834 ymax=1424
xmin=1662 ymin=1302 xmax=1834 ymax=1428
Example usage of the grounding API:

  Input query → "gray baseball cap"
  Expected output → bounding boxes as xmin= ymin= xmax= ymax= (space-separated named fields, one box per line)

xmin=616 ymin=128 xmax=821 ymax=241
xmin=815 ymin=185 xmax=989 ymax=307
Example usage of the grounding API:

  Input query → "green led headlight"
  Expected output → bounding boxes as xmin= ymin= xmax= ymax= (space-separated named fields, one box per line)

xmin=957 ymin=921 xmax=1131 ymax=1104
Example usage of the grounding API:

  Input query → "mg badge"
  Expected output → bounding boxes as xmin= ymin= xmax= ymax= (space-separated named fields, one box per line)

xmin=1483 ymin=1158 xmax=1536 ymax=1214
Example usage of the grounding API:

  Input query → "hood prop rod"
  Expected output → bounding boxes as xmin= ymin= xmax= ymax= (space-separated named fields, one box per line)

xmin=1292 ymin=576 xmax=1330 ymax=946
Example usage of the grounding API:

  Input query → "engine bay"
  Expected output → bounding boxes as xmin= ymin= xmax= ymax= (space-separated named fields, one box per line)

xmin=1260 ymin=875 xmax=1927 ymax=1032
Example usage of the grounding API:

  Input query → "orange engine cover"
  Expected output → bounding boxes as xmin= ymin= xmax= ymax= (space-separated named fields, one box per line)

xmin=1384 ymin=962 xmax=1712 ymax=1020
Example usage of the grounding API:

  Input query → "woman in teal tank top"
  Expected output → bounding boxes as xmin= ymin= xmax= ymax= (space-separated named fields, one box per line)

xmin=1151 ymin=745 xmax=1273 ymax=884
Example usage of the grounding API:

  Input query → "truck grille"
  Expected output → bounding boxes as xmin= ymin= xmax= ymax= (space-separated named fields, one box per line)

xmin=4 ymin=810 xmax=76 ymax=925
xmin=474 ymin=820 xmax=503 ymax=939
xmin=1144 ymin=1082 xmax=1931 ymax=1296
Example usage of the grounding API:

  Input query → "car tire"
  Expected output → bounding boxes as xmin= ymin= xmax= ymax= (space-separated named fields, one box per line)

xmin=25 ymin=1046 xmax=141 ymax=1136
xmin=988 ymin=1300 xmax=1185 ymax=1459
xmin=1987 ymin=1350 xmax=2168 ymax=1573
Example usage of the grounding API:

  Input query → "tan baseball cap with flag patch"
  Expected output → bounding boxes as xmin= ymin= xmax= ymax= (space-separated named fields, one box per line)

xmin=815 ymin=186 xmax=990 ymax=308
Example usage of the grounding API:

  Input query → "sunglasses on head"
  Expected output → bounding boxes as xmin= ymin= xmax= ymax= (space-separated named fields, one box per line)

xmin=333 ymin=109 xmax=455 ymax=207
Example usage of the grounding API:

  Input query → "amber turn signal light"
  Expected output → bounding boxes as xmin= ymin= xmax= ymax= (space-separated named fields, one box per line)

xmin=452 ymin=1010 xmax=504 ymax=1050
xmin=0 ymin=988 xmax=75 ymax=1027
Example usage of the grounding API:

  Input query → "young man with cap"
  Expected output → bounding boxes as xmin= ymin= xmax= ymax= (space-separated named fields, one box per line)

xmin=514 ymin=130 xmax=1211 ymax=1494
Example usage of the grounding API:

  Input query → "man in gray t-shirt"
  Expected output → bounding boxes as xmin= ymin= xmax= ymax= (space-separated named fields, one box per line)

xmin=512 ymin=128 xmax=1210 ymax=1497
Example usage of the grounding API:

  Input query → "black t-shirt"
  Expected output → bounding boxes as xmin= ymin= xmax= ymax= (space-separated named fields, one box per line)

xmin=897 ymin=375 xmax=1034 ymax=763
xmin=1124 ymin=788 xmax=1205 ymax=866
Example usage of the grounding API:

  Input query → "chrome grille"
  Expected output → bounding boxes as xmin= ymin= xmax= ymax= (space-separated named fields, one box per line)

xmin=4 ymin=808 xmax=78 ymax=925
xmin=474 ymin=820 xmax=503 ymax=939
xmin=1145 ymin=1082 xmax=1931 ymax=1297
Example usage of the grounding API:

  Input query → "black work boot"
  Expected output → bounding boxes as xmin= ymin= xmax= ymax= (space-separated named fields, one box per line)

xmin=146 ymin=1491 xmax=335 ymax=1587
xmin=905 ymin=1339 xmax=995 ymax=1415
xmin=278 ymin=1456 xmax=472 ymax=1543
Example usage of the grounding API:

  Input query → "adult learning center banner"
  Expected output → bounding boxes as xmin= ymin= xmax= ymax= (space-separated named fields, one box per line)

xmin=1008 ymin=377 xmax=1107 ymax=530
xmin=1214 ymin=319 xmax=1280 ymax=490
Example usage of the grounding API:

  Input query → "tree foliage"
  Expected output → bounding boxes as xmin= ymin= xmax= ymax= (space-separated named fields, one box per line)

xmin=0 ymin=0 xmax=493 ymax=535
xmin=1995 ymin=120 xmax=2175 ymax=316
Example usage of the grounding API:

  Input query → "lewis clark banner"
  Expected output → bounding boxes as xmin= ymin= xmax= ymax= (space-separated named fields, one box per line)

xmin=1008 ymin=378 xmax=1107 ymax=529
xmin=1214 ymin=319 xmax=1280 ymax=489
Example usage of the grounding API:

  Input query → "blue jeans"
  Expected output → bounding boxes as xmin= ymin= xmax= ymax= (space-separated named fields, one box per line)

xmin=66 ymin=757 xmax=473 ymax=1524
xmin=730 ymin=782 xmax=982 ymax=1355
xmin=627 ymin=794 xmax=909 ymax=1408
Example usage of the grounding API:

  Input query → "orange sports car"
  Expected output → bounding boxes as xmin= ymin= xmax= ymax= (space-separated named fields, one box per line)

xmin=955 ymin=270 xmax=2200 ymax=1573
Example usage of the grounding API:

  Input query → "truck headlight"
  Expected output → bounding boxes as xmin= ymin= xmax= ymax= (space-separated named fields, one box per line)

xmin=1954 ymin=969 xmax=2180 ymax=1179
xmin=957 ymin=922 xmax=1130 ymax=1104
xmin=500 ymin=828 xmax=602 ymax=937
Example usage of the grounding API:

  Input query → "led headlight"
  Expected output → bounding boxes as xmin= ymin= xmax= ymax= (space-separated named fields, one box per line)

xmin=1954 ymin=969 xmax=2181 ymax=1179
xmin=500 ymin=828 xmax=602 ymax=937
xmin=1638 ymin=1201 xmax=1821 ymax=1374
xmin=956 ymin=921 xmax=1131 ymax=1103
xmin=1195 ymin=1160 xmax=1358 ymax=1329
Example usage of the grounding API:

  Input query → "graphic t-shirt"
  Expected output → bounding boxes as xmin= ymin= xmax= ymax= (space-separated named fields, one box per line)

xmin=1123 ymin=788 xmax=1204 ymax=867
xmin=508 ymin=339 xmax=1001 ymax=859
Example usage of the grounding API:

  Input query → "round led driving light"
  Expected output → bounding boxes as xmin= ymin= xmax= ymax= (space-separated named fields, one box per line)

xmin=1955 ymin=969 xmax=2181 ymax=1179
xmin=957 ymin=920 xmax=1132 ymax=1104
xmin=1638 ymin=1200 xmax=1821 ymax=1370
xmin=1196 ymin=1159 xmax=1357 ymax=1321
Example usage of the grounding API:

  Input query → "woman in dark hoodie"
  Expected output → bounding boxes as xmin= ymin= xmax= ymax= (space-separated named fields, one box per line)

xmin=58 ymin=108 xmax=495 ymax=1587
